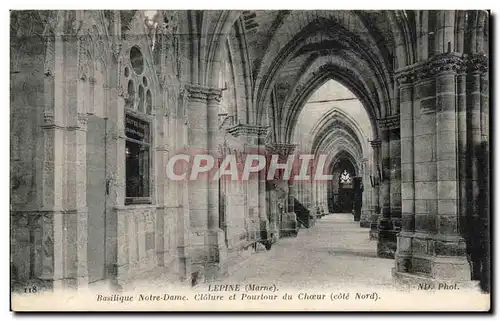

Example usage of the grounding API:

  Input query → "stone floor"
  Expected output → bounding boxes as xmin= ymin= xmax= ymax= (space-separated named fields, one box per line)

xmin=106 ymin=213 xmax=396 ymax=293
xmin=219 ymin=213 xmax=395 ymax=291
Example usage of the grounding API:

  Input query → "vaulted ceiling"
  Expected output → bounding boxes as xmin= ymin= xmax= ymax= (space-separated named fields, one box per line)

xmin=229 ymin=10 xmax=413 ymax=142
xmin=234 ymin=10 xmax=414 ymax=131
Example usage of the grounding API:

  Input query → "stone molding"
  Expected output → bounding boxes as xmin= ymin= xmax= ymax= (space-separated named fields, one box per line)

xmin=265 ymin=143 xmax=297 ymax=161
xmin=111 ymin=43 xmax=122 ymax=61
xmin=43 ymin=110 xmax=55 ymax=125
xmin=117 ymin=86 xmax=128 ymax=99
xmin=41 ymin=110 xmax=65 ymax=130
xmin=184 ymin=84 xmax=222 ymax=103
xmin=369 ymin=140 xmax=381 ymax=148
xmin=226 ymin=123 xmax=269 ymax=138
xmin=43 ymin=35 xmax=55 ymax=78
xmin=155 ymin=145 xmax=169 ymax=152
xmin=77 ymin=112 xmax=88 ymax=129
xmin=377 ymin=115 xmax=400 ymax=130
xmin=396 ymin=53 xmax=489 ymax=85
xmin=11 ymin=210 xmax=56 ymax=228
xmin=395 ymin=53 xmax=465 ymax=84
xmin=466 ymin=53 xmax=488 ymax=73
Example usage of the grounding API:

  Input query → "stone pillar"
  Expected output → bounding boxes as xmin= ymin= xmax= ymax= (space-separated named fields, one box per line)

xmin=376 ymin=114 xmax=400 ymax=257
xmin=369 ymin=140 xmax=381 ymax=239
xmin=226 ymin=123 xmax=270 ymax=243
xmin=287 ymin=183 xmax=294 ymax=213
xmin=433 ymin=65 xmax=470 ymax=280
xmin=316 ymin=182 xmax=330 ymax=214
xmin=389 ymin=126 xmax=402 ymax=231
xmin=395 ymin=75 xmax=416 ymax=276
xmin=319 ymin=181 xmax=327 ymax=213
xmin=465 ymin=54 xmax=489 ymax=287
xmin=268 ymin=184 xmax=280 ymax=241
xmin=393 ymin=53 xmax=474 ymax=289
xmin=286 ymin=182 xmax=297 ymax=234
xmin=64 ymin=112 xmax=89 ymax=290
xmin=205 ymin=88 xmax=227 ymax=280
xmin=37 ymin=33 xmax=88 ymax=291
xmin=157 ymin=81 xmax=173 ymax=271
xmin=360 ymin=158 xmax=371 ymax=228
xmin=377 ymin=126 xmax=394 ymax=258
xmin=183 ymin=84 xmax=226 ymax=282
xmin=108 ymin=59 xmax=128 ymax=288
xmin=40 ymin=80 xmax=66 ymax=291
xmin=267 ymin=143 xmax=297 ymax=237
xmin=479 ymin=62 xmax=490 ymax=291
xmin=456 ymin=71 xmax=467 ymax=240
xmin=467 ymin=70 xmax=481 ymax=231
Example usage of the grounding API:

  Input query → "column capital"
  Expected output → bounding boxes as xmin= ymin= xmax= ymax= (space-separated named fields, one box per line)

xmin=183 ymin=84 xmax=222 ymax=103
xmin=226 ymin=123 xmax=269 ymax=138
xmin=78 ymin=112 xmax=88 ymax=127
xmin=265 ymin=142 xmax=297 ymax=161
xmin=466 ymin=53 xmax=488 ymax=74
xmin=111 ymin=43 xmax=122 ymax=61
xmin=369 ymin=140 xmax=381 ymax=148
xmin=43 ymin=109 xmax=55 ymax=126
xmin=395 ymin=53 xmax=466 ymax=84
xmin=377 ymin=114 xmax=400 ymax=131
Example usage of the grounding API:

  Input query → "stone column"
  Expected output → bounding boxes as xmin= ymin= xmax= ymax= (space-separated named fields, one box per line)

xmin=268 ymin=143 xmax=297 ymax=236
xmin=369 ymin=140 xmax=381 ymax=240
xmin=393 ymin=54 xmax=474 ymax=288
xmin=205 ymin=88 xmax=227 ymax=280
xmin=108 ymin=58 xmax=128 ymax=287
xmin=376 ymin=114 xmax=400 ymax=257
xmin=479 ymin=61 xmax=490 ymax=291
xmin=319 ymin=181 xmax=327 ymax=213
xmin=360 ymin=158 xmax=371 ymax=228
xmin=286 ymin=182 xmax=297 ymax=234
xmin=456 ymin=71 xmax=467 ymax=239
xmin=268 ymin=184 xmax=280 ymax=241
xmin=432 ymin=62 xmax=470 ymax=281
xmin=38 ymin=33 xmax=86 ymax=291
xmin=395 ymin=75 xmax=416 ymax=276
xmin=467 ymin=70 xmax=481 ymax=232
xmin=389 ymin=125 xmax=402 ymax=231
xmin=227 ymin=124 xmax=269 ymax=244
xmin=320 ymin=181 xmax=327 ymax=215
xmin=377 ymin=126 xmax=394 ymax=258
xmin=465 ymin=54 xmax=489 ymax=285
xmin=183 ymin=84 xmax=226 ymax=282
xmin=64 ymin=111 xmax=89 ymax=290
xmin=40 ymin=72 xmax=66 ymax=291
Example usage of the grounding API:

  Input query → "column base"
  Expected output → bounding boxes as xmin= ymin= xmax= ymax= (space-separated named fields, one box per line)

xmin=353 ymin=208 xmax=361 ymax=221
xmin=360 ymin=209 xmax=371 ymax=227
xmin=280 ymin=212 xmax=298 ymax=237
xmin=377 ymin=218 xmax=396 ymax=258
xmin=369 ymin=222 xmax=378 ymax=240
xmin=394 ymin=231 xmax=473 ymax=280
xmin=360 ymin=220 xmax=371 ymax=228
xmin=205 ymin=229 xmax=228 ymax=282
xmin=377 ymin=230 xmax=397 ymax=258
xmin=269 ymin=220 xmax=280 ymax=243
xmin=189 ymin=228 xmax=228 ymax=285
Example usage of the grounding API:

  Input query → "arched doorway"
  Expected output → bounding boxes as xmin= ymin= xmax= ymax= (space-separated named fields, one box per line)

xmin=328 ymin=158 xmax=356 ymax=213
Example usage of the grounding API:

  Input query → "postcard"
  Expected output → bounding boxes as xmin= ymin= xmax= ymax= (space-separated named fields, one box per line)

xmin=10 ymin=9 xmax=491 ymax=312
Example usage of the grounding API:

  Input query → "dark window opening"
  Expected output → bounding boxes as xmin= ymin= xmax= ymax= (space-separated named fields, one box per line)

xmin=125 ymin=113 xmax=151 ymax=204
